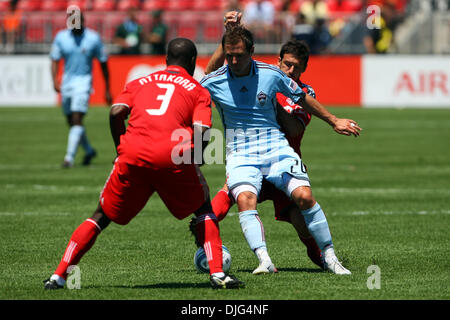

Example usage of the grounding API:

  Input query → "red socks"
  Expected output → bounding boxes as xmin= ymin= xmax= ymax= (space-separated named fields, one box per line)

xmin=195 ymin=213 xmax=223 ymax=274
xmin=54 ymin=219 xmax=101 ymax=279
xmin=299 ymin=236 xmax=323 ymax=269
xmin=211 ymin=189 xmax=233 ymax=222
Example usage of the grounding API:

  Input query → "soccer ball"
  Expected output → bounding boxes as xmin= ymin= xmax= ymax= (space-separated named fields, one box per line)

xmin=194 ymin=245 xmax=232 ymax=273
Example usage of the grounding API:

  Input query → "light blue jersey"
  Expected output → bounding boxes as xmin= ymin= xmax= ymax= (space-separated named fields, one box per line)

xmin=200 ymin=60 xmax=309 ymax=194
xmin=50 ymin=28 xmax=107 ymax=96
xmin=201 ymin=60 xmax=305 ymax=130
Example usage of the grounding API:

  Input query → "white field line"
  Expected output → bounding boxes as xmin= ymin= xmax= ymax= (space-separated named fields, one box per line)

xmin=314 ymin=187 xmax=450 ymax=195
xmin=3 ymin=184 xmax=100 ymax=193
xmin=327 ymin=210 xmax=450 ymax=216
xmin=2 ymin=184 xmax=450 ymax=196
xmin=0 ymin=211 xmax=71 ymax=216
xmin=0 ymin=210 xmax=448 ymax=217
xmin=0 ymin=164 xmax=66 ymax=170
xmin=225 ymin=210 xmax=450 ymax=217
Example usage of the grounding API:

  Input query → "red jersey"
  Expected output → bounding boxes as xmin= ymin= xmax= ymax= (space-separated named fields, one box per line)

xmin=112 ymin=65 xmax=212 ymax=168
xmin=276 ymin=80 xmax=315 ymax=157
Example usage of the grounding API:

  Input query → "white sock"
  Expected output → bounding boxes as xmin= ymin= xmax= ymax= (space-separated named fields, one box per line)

xmin=50 ymin=274 xmax=66 ymax=286
xmin=212 ymin=272 xmax=225 ymax=278
xmin=65 ymin=125 xmax=84 ymax=162
xmin=323 ymin=246 xmax=334 ymax=255
xmin=255 ymin=247 xmax=272 ymax=265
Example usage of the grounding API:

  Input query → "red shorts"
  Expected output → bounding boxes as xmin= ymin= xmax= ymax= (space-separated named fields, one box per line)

xmin=258 ymin=180 xmax=296 ymax=223
xmin=99 ymin=158 xmax=209 ymax=225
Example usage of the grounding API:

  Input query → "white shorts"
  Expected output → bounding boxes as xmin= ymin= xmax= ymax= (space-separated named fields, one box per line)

xmin=226 ymin=144 xmax=310 ymax=198
xmin=62 ymin=92 xmax=90 ymax=116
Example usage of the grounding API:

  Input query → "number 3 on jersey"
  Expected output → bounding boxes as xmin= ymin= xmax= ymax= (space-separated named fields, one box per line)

xmin=146 ymin=83 xmax=175 ymax=116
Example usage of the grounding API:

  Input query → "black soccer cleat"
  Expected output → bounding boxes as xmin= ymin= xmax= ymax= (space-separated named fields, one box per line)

xmin=82 ymin=149 xmax=97 ymax=166
xmin=43 ymin=278 xmax=64 ymax=290
xmin=210 ymin=274 xmax=244 ymax=289
xmin=189 ymin=217 xmax=202 ymax=248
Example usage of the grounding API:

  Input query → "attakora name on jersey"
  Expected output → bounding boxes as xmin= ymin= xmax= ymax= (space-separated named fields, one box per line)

xmin=138 ymin=73 xmax=197 ymax=91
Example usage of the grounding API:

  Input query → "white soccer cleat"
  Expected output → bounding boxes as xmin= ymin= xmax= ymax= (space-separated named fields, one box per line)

xmin=323 ymin=248 xmax=351 ymax=275
xmin=252 ymin=261 xmax=278 ymax=275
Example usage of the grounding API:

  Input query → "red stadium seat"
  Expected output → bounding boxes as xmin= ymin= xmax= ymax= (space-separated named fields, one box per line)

xmin=84 ymin=13 xmax=103 ymax=32
xmin=175 ymin=13 xmax=199 ymax=39
xmin=201 ymin=13 xmax=224 ymax=42
xmin=116 ymin=0 xmax=140 ymax=11
xmin=288 ymin=0 xmax=304 ymax=13
xmin=92 ymin=0 xmax=116 ymax=11
xmin=41 ymin=0 xmax=68 ymax=11
xmin=17 ymin=0 xmax=43 ymax=11
xmin=167 ymin=0 xmax=194 ymax=11
xmin=141 ymin=0 xmax=168 ymax=11
xmin=100 ymin=14 xmax=124 ymax=41
xmin=192 ymin=0 xmax=223 ymax=11
xmin=67 ymin=0 xmax=90 ymax=11
xmin=51 ymin=15 xmax=69 ymax=37
xmin=25 ymin=16 xmax=47 ymax=42
xmin=0 ymin=0 xmax=11 ymax=11
xmin=327 ymin=0 xmax=362 ymax=14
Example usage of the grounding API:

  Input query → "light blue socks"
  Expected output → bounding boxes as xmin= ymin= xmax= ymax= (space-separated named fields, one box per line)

xmin=65 ymin=125 xmax=84 ymax=163
xmin=301 ymin=202 xmax=333 ymax=250
xmin=239 ymin=210 xmax=266 ymax=251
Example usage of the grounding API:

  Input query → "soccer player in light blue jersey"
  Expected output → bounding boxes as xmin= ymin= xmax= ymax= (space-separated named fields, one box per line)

xmin=200 ymin=25 xmax=361 ymax=275
xmin=50 ymin=12 xmax=112 ymax=168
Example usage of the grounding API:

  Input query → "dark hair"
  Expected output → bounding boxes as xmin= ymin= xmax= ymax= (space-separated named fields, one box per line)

xmin=167 ymin=38 xmax=197 ymax=63
xmin=221 ymin=26 xmax=254 ymax=53
xmin=279 ymin=40 xmax=310 ymax=69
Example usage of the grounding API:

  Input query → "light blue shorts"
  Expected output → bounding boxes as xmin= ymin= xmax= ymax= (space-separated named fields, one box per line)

xmin=226 ymin=144 xmax=310 ymax=197
xmin=62 ymin=92 xmax=90 ymax=116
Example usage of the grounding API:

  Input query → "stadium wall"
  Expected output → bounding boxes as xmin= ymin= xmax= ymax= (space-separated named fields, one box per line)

xmin=1 ymin=55 xmax=449 ymax=108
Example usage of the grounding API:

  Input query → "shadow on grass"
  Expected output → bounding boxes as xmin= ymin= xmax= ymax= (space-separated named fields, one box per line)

xmin=237 ymin=267 xmax=323 ymax=273
xmin=104 ymin=282 xmax=212 ymax=289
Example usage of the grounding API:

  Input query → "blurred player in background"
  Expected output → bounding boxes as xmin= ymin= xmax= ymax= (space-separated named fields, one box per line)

xmin=113 ymin=6 xmax=143 ymax=55
xmin=44 ymin=38 xmax=243 ymax=290
xmin=198 ymin=17 xmax=360 ymax=275
xmin=147 ymin=10 xmax=168 ymax=55
xmin=50 ymin=11 xmax=112 ymax=168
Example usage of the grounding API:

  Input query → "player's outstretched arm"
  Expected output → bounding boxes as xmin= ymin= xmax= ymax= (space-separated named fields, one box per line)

xmin=192 ymin=124 xmax=211 ymax=166
xmin=205 ymin=11 xmax=242 ymax=74
xmin=300 ymin=94 xmax=362 ymax=137
xmin=109 ymin=105 xmax=128 ymax=152
xmin=205 ymin=45 xmax=225 ymax=75
xmin=276 ymin=102 xmax=305 ymax=137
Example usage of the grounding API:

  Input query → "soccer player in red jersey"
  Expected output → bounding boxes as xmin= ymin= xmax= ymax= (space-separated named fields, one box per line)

xmin=44 ymin=38 xmax=243 ymax=290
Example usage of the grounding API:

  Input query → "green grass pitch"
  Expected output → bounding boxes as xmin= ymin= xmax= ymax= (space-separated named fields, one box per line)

xmin=0 ymin=106 xmax=449 ymax=300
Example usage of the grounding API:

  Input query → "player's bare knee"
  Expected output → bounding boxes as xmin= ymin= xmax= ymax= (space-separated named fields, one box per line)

xmin=291 ymin=186 xmax=315 ymax=210
xmin=236 ymin=191 xmax=257 ymax=211
xmin=90 ymin=205 xmax=111 ymax=230
xmin=71 ymin=112 xmax=84 ymax=126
